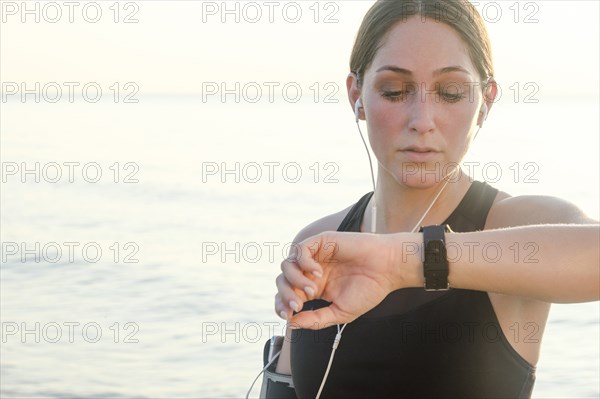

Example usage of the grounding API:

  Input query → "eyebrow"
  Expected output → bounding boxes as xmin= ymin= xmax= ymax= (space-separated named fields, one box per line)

xmin=375 ymin=65 xmax=472 ymax=77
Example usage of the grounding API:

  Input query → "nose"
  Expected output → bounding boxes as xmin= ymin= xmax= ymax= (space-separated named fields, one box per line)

xmin=407 ymin=88 xmax=436 ymax=134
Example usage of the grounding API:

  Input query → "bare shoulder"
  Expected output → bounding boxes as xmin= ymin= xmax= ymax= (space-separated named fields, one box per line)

xmin=485 ymin=192 xmax=597 ymax=229
xmin=291 ymin=203 xmax=356 ymax=244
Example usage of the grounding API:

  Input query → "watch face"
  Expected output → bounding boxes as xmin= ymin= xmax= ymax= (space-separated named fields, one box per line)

xmin=422 ymin=225 xmax=450 ymax=290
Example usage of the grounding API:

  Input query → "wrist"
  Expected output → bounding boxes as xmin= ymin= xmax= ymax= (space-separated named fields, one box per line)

xmin=388 ymin=232 xmax=424 ymax=290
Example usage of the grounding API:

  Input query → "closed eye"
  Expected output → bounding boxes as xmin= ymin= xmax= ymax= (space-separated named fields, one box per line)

xmin=381 ymin=90 xmax=409 ymax=103
xmin=440 ymin=91 xmax=466 ymax=103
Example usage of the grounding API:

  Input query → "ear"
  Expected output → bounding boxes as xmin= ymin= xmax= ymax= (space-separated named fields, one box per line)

xmin=347 ymin=73 xmax=363 ymax=121
xmin=478 ymin=78 xmax=498 ymax=127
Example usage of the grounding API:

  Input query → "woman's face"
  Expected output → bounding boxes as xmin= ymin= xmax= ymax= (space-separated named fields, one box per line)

xmin=359 ymin=17 xmax=487 ymax=188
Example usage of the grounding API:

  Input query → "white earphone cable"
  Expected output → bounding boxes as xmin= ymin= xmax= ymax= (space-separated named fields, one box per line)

xmin=245 ymin=350 xmax=281 ymax=399
xmin=315 ymin=323 xmax=346 ymax=398
xmin=355 ymin=109 xmax=378 ymax=234
xmin=314 ymin=116 xmax=457 ymax=399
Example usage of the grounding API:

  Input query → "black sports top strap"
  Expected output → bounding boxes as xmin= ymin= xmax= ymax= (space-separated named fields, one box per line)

xmin=442 ymin=180 xmax=499 ymax=232
xmin=337 ymin=192 xmax=374 ymax=232
xmin=337 ymin=181 xmax=497 ymax=234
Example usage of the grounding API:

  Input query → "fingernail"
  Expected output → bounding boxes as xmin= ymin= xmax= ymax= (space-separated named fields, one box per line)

xmin=289 ymin=300 xmax=300 ymax=312
xmin=279 ymin=311 xmax=288 ymax=320
xmin=304 ymin=286 xmax=315 ymax=298
xmin=312 ymin=271 xmax=323 ymax=279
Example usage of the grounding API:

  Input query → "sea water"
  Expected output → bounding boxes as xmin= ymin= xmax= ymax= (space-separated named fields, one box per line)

xmin=1 ymin=97 xmax=598 ymax=398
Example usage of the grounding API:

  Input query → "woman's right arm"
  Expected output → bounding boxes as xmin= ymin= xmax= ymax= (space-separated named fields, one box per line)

xmin=275 ymin=329 xmax=292 ymax=374
xmin=274 ymin=207 xmax=351 ymax=375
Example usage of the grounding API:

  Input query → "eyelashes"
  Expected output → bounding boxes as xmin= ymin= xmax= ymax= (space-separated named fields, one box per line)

xmin=380 ymin=86 xmax=466 ymax=104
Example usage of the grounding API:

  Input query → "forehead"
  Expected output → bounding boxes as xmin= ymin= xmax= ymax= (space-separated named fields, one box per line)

xmin=368 ymin=17 xmax=478 ymax=80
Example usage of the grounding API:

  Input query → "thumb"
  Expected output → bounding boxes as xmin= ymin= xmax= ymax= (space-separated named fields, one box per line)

xmin=289 ymin=305 xmax=354 ymax=330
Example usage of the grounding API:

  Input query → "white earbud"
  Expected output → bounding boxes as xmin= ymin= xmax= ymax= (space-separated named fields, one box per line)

xmin=478 ymin=103 xmax=488 ymax=126
xmin=480 ymin=103 xmax=488 ymax=118
xmin=355 ymin=98 xmax=362 ymax=122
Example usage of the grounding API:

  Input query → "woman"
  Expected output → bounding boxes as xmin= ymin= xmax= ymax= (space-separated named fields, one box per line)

xmin=270 ymin=0 xmax=598 ymax=397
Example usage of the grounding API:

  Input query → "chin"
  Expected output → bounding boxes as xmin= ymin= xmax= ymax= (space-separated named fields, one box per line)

xmin=391 ymin=161 xmax=461 ymax=188
xmin=396 ymin=175 xmax=444 ymax=189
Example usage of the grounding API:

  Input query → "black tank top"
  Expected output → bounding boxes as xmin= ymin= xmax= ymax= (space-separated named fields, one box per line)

xmin=290 ymin=181 xmax=536 ymax=398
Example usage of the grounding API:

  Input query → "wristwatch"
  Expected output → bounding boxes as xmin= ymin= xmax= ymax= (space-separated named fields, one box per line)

xmin=420 ymin=225 xmax=453 ymax=291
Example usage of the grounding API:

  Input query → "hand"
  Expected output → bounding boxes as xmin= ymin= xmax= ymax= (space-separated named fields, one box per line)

xmin=275 ymin=231 xmax=419 ymax=329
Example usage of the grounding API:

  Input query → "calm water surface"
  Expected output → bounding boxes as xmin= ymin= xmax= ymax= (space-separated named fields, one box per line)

xmin=1 ymin=98 xmax=598 ymax=398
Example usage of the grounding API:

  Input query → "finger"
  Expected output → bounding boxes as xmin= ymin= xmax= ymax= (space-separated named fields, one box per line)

xmin=294 ymin=239 xmax=326 ymax=278
xmin=280 ymin=258 xmax=319 ymax=299
xmin=276 ymin=273 xmax=308 ymax=304
xmin=289 ymin=305 xmax=356 ymax=330
xmin=275 ymin=274 xmax=308 ymax=317
xmin=275 ymin=293 xmax=291 ymax=320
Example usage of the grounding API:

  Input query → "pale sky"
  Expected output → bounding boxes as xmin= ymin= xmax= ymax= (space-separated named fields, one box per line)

xmin=1 ymin=0 xmax=598 ymax=98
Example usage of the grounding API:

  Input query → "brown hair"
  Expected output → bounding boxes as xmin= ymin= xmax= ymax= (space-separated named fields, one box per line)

xmin=350 ymin=0 xmax=494 ymax=87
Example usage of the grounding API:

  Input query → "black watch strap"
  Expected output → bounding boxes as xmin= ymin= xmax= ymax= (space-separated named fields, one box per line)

xmin=420 ymin=225 xmax=452 ymax=291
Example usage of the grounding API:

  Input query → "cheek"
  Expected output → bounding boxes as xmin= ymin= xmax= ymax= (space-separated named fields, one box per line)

xmin=364 ymin=97 xmax=407 ymax=142
xmin=440 ymin=113 xmax=476 ymax=163
xmin=438 ymin=101 xmax=479 ymax=131
xmin=366 ymin=111 xmax=401 ymax=160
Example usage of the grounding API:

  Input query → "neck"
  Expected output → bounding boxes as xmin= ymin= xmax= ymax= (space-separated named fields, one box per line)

xmin=363 ymin=168 xmax=472 ymax=234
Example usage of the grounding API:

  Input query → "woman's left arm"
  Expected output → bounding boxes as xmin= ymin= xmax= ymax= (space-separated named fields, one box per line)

xmin=453 ymin=195 xmax=599 ymax=303
xmin=445 ymin=224 xmax=599 ymax=303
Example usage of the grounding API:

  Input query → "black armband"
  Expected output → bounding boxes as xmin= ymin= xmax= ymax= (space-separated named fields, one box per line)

xmin=260 ymin=337 xmax=297 ymax=399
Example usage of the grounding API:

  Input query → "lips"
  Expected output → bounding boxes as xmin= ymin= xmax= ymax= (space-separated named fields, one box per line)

xmin=402 ymin=145 xmax=438 ymax=153
xmin=400 ymin=146 xmax=440 ymax=162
